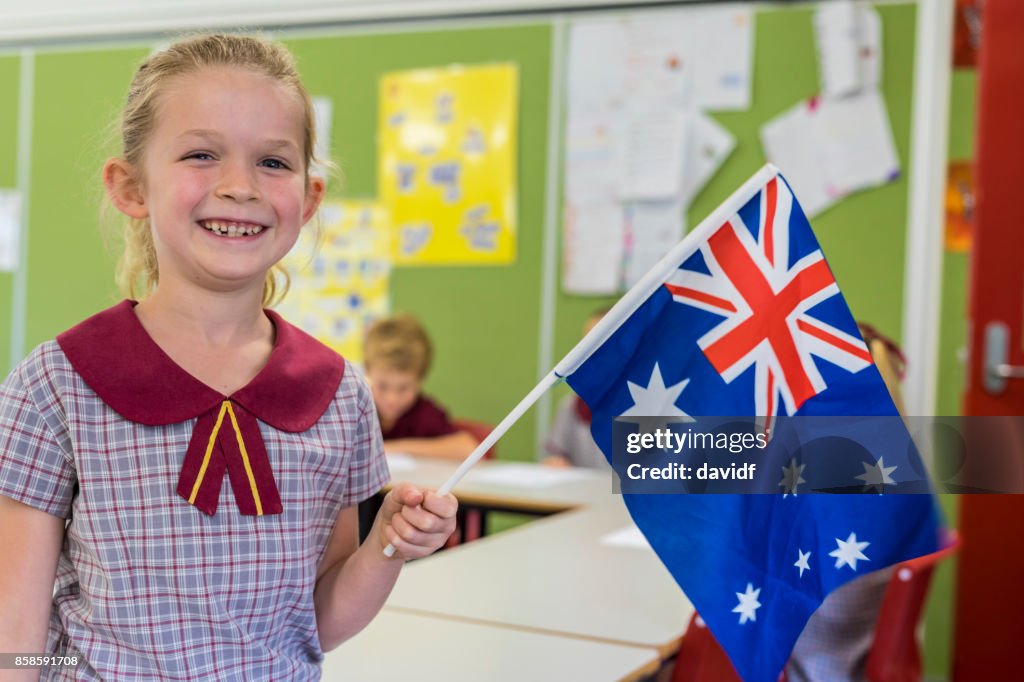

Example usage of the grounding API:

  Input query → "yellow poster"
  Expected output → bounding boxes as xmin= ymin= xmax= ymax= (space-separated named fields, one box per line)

xmin=277 ymin=200 xmax=391 ymax=364
xmin=379 ymin=63 xmax=518 ymax=265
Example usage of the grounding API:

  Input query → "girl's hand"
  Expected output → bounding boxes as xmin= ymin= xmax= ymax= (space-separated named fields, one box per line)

xmin=378 ymin=483 xmax=458 ymax=560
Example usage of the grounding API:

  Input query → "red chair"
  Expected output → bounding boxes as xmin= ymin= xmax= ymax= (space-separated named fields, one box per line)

xmin=672 ymin=613 xmax=743 ymax=682
xmin=865 ymin=530 xmax=960 ymax=682
xmin=447 ymin=418 xmax=496 ymax=546
xmin=671 ymin=531 xmax=960 ymax=682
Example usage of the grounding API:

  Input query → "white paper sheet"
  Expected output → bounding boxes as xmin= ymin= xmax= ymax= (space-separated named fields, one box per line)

xmin=760 ymin=90 xmax=900 ymax=218
xmin=817 ymin=90 xmax=900 ymax=192
xmin=466 ymin=463 xmax=593 ymax=488
xmin=857 ymin=4 xmax=883 ymax=91
xmin=621 ymin=109 xmax=688 ymax=201
xmin=814 ymin=1 xmax=883 ymax=97
xmin=761 ymin=100 xmax=835 ymax=217
xmin=386 ymin=453 xmax=417 ymax=473
xmin=623 ymin=200 xmax=685 ymax=288
xmin=0 ymin=189 xmax=22 ymax=272
xmin=623 ymin=15 xmax=693 ymax=110
xmin=814 ymin=0 xmax=861 ymax=98
xmin=680 ymin=112 xmax=737 ymax=206
xmin=600 ymin=525 xmax=652 ymax=550
xmin=564 ymin=113 xmax=626 ymax=204
xmin=567 ymin=19 xmax=628 ymax=114
xmin=562 ymin=202 xmax=626 ymax=295
xmin=689 ymin=5 xmax=755 ymax=111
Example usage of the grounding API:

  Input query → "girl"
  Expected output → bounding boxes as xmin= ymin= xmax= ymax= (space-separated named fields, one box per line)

xmin=0 ymin=33 xmax=456 ymax=680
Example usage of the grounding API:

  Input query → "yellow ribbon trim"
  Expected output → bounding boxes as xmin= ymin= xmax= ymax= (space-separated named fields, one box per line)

xmin=224 ymin=401 xmax=264 ymax=516
xmin=188 ymin=401 xmax=229 ymax=505
xmin=188 ymin=400 xmax=265 ymax=516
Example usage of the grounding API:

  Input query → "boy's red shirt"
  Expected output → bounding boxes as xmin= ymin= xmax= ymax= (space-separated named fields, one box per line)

xmin=380 ymin=394 xmax=457 ymax=440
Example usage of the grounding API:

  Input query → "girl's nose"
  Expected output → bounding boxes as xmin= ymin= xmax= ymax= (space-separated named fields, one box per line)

xmin=215 ymin=162 xmax=260 ymax=202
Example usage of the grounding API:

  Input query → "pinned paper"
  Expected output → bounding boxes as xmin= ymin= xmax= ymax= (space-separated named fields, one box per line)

xmin=564 ymin=113 xmax=626 ymax=205
xmin=945 ymin=161 xmax=974 ymax=253
xmin=814 ymin=1 xmax=883 ymax=97
xmin=311 ymin=97 xmax=333 ymax=180
xmin=680 ymin=112 xmax=736 ymax=206
xmin=379 ymin=63 xmax=518 ymax=265
xmin=761 ymin=91 xmax=900 ymax=218
xmin=562 ymin=203 xmax=626 ymax=295
xmin=623 ymin=15 xmax=693 ymax=110
xmin=688 ymin=5 xmax=755 ymax=111
xmin=623 ymin=200 xmax=685 ymax=288
xmin=567 ymin=19 xmax=628 ymax=113
xmin=278 ymin=199 xmax=391 ymax=364
xmin=621 ymin=110 xmax=688 ymax=201
xmin=0 ymin=190 xmax=21 ymax=272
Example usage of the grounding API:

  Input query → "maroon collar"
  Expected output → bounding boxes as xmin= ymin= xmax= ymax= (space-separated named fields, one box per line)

xmin=57 ymin=300 xmax=345 ymax=433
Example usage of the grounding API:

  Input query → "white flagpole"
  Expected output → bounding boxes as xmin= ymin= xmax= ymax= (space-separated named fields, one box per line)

xmin=383 ymin=163 xmax=780 ymax=557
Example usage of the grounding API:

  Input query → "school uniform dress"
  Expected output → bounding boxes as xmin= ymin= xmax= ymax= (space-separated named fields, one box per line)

xmin=0 ymin=300 xmax=389 ymax=681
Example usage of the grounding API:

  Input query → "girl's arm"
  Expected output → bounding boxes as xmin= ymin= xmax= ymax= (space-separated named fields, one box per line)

xmin=0 ymin=495 xmax=65 ymax=682
xmin=313 ymin=483 xmax=456 ymax=652
xmin=382 ymin=430 xmax=479 ymax=460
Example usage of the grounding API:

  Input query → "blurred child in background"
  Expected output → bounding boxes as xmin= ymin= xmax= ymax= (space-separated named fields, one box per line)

xmin=364 ymin=314 xmax=478 ymax=460
xmin=541 ymin=309 xmax=610 ymax=469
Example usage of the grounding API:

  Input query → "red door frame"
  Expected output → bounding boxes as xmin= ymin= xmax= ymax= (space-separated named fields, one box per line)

xmin=954 ymin=0 xmax=1024 ymax=677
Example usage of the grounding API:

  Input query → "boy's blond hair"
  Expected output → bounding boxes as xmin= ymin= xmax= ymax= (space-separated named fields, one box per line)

xmin=108 ymin=33 xmax=325 ymax=307
xmin=364 ymin=314 xmax=433 ymax=379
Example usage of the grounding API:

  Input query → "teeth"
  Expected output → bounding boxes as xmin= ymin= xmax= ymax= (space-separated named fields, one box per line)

xmin=201 ymin=220 xmax=265 ymax=238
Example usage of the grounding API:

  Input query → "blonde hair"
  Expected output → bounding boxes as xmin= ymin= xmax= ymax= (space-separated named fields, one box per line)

xmin=111 ymin=33 xmax=323 ymax=307
xmin=364 ymin=314 xmax=433 ymax=379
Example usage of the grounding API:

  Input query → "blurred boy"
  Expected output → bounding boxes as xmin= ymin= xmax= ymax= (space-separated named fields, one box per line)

xmin=364 ymin=314 xmax=479 ymax=460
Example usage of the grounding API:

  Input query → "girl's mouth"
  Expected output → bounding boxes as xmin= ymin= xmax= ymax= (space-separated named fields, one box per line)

xmin=198 ymin=220 xmax=266 ymax=238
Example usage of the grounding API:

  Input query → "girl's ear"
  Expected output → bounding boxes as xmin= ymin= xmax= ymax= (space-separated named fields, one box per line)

xmin=104 ymin=157 xmax=149 ymax=219
xmin=301 ymin=174 xmax=326 ymax=225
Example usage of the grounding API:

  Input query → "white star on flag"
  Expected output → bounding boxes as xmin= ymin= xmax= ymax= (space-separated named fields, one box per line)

xmin=733 ymin=583 xmax=762 ymax=624
xmin=619 ymin=363 xmax=691 ymax=425
xmin=779 ymin=457 xmax=807 ymax=497
xmin=854 ymin=456 xmax=898 ymax=493
xmin=829 ymin=532 xmax=870 ymax=571
xmin=794 ymin=549 xmax=811 ymax=577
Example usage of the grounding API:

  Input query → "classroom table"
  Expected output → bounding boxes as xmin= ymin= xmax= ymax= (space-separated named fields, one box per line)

xmin=321 ymin=609 xmax=662 ymax=682
xmin=385 ymin=500 xmax=693 ymax=659
xmin=385 ymin=455 xmax=613 ymax=514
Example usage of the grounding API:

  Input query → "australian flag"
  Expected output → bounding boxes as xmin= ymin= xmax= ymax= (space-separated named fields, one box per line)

xmin=557 ymin=166 xmax=940 ymax=681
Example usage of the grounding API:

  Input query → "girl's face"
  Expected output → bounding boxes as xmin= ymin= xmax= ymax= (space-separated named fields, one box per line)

xmin=135 ymin=66 xmax=323 ymax=296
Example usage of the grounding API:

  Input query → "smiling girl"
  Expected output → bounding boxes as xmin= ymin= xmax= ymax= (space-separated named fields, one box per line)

xmin=0 ymin=34 xmax=456 ymax=680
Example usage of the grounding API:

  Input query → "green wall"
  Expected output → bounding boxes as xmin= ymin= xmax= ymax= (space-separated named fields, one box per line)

xmin=0 ymin=3 xmax=976 ymax=678
xmin=283 ymin=25 xmax=552 ymax=464
xmin=0 ymin=56 xmax=20 ymax=378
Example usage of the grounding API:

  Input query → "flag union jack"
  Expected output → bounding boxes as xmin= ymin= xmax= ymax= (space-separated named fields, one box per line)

xmin=664 ymin=177 xmax=873 ymax=417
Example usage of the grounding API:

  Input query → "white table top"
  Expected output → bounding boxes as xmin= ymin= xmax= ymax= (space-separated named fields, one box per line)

xmin=386 ymin=500 xmax=693 ymax=657
xmin=321 ymin=609 xmax=661 ymax=682
xmin=385 ymin=456 xmax=613 ymax=514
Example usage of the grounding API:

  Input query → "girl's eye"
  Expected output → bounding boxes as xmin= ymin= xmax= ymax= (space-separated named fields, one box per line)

xmin=260 ymin=158 xmax=291 ymax=170
xmin=183 ymin=152 xmax=214 ymax=161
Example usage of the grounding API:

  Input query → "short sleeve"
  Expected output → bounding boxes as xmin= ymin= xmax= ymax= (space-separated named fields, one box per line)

xmin=338 ymin=369 xmax=390 ymax=508
xmin=0 ymin=356 xmax=77 ymax=519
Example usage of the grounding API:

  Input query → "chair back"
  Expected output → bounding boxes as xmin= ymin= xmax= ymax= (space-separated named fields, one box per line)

xmin=865 ymin=530 xmax=961 ymax=682
xmin=451 ymin=418 xmax=497 ymax=460
xmin=672 ymin=614 xmax=742 ymax=682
